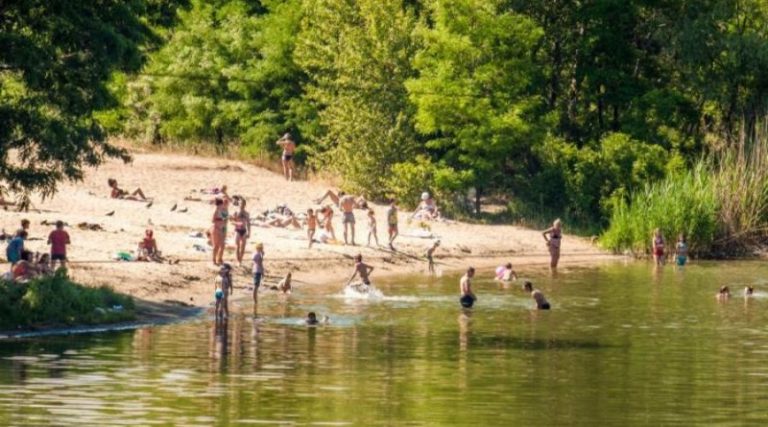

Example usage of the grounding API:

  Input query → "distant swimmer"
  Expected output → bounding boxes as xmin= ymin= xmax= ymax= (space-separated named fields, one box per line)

xmin=495 ymin=263 xmax=518 ymax=281
xmin=346 ymin=254 xmax=374 ymax=287
xmin=306 ymin=312 xmax=330 ymax=325
xmin=675 ymin=233 xmax=688 ymax=266
xmin=459 ymin=267 xmax=476 ymax=308
xmin=744 ymin=286 xmax=754 ymax=297
xmin=716 ymin=285 xmax=731 ymax=301
xmin=523 ymin=281 xmax=550 ymax=310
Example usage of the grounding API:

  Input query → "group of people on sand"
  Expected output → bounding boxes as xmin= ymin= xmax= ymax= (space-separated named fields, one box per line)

xmin=3 ymin=219 xmax=70 ymax=283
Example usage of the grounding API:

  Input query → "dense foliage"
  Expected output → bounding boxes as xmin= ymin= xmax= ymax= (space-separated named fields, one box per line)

xmin=0 ymin=270 xmax=136 ymax=330
xmin=4 ymin=0 xmax=768 ymax=250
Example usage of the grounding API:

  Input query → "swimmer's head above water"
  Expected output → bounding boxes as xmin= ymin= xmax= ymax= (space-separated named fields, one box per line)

xmin=718 ymin=285 xmax=730 ymax=296
xmin=745 ymin=286 xmax=755 ymax=296
xmin=523 ymin=281 xmax=534 ymax=292
xmin=306 ymin=312 xmax=318 ymax=325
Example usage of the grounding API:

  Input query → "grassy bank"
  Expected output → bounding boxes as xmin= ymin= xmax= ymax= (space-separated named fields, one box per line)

xmin=0 ymin=271 xmax=136 ymax=330
xmin=601 ymin=137 xmax=768 ymax=257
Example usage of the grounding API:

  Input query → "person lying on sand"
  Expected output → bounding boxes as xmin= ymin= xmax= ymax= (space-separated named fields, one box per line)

xmin=108 ymin=178 xmax=148 ymax=201
xmin=314 ymin=190 xmax=368 ymax=209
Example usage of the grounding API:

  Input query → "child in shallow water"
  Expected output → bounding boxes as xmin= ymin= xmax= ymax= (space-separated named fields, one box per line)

xmin=675 ymin=233 xmax=688 ymax=266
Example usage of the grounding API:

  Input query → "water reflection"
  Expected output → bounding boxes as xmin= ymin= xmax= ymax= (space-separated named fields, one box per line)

xmin=0 ymin=261 xmax=768 ymax=425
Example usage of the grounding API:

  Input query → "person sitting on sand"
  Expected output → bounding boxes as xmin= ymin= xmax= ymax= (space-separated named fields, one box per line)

xmin=744 ymin=286 xmax=755 ymax=297
xmin=6 ymin=230 xmax=27 ymax=268
xmin=108 ymin=178 xmax=147 ymax=201
xmin=315 ymin=190 xmax=368 ymax=209
xmin=137 ymin=229 xmax=160 ymax=262
xmin=11 ymin=251 xmax=36 ymax=282
xmin=495 ymin=263 xmax=518 ymax=281
xmin=675 ymin=233 xmax=688 ymax=266
xmin=276 ymin=133 xmax=296 ymax=181
xmin=426 ymin=240 xmax=440 ymax=274
xmin=412 ymin=192 xmax=441 ymax=221
xmin=346 ymin=254 xmax=374 ymax=287
xmin=524 ymin=281 xmax=550 ymax=310
xmin=460 ymin=267 xmax=476 ymax=308
xmin=35 ymin=253 xmax=53 ymax=276
xmin=306 ymin=208 xmax=318 ymax=248
xmin=716 ymin=285 xmax=731 ymax=301
xmin=277 ymin=272 xmax=292 ymax=294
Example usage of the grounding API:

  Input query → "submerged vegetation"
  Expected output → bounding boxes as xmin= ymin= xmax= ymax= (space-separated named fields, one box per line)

xmin=0 ymin=271 xmax=136 ymax=330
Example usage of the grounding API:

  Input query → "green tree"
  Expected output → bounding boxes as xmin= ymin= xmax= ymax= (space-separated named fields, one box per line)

xmin=0 ymin=1 xmax=151 ymax=205
xmin=406 ymin=0 xmax=546 ymax=212
xmin=295 ymin=0 xmax=419 ymax=197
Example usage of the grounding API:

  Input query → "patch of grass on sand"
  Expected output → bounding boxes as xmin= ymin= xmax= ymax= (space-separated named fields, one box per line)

xmin=0 ymin=270 xmax=135 ymax=330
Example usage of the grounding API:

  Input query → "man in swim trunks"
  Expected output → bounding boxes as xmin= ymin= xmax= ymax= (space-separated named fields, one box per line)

xmin=460 ymin=267 xmax=476 ymax=308
xmin=346 ymin=254 xmax=374 ymax=287
xmin=340 ymin=193 xmax=356 ymax=245
xmin=276 ymin=133 xmax=296 ymax=181
xmin=524 ymin=281 xmax=550 ymax=310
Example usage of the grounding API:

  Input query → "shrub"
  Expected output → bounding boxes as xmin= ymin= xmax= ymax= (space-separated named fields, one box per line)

xmin=0 ymin=270 xmax=136 ymax=330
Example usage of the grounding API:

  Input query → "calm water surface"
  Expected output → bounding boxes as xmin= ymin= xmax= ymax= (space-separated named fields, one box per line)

xmin=1 ymin=261 xmax=768 ymax=425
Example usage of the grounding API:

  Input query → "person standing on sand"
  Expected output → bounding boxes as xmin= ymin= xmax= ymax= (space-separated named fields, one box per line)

xmin=211 ymin=197 xmax=228 ymax=265
xmin=542 ymin=219 xmax=563 ymax=270
xmin=232 ymin=199 xmax=251 ymax=266
xmin=460 ymin=267 xmax=476 ymax=308
xmin=214 ymin=263 xmax=233 ymax=319
xmin=366 ymin=209 xmax=379 ymax=247
xmin=523 ymin=281 xmax=550 ymax=310
xmin=346 ymin=254 xmax=374 ymax=287
xmin=426 ymin=240 xmax=440 ymax=274
xmin=340 ymin=193 xmax=356 ymax=245
xmin=252 ymin=242 xmax=265 ymax=304
xmin=47 ymin=220 xmax=70 ymax=270
xmin=387 ymin=200 xmax=399 ymax=251
xmin=321 ymin=205 xmax=336 ymax=241
xmin=651 ymin=228 xmax=665 ymax=266
xmin=276 ymin=133 xmax=296 ymax=181
xmin=306 ymin=208 xmax=318 ymax=248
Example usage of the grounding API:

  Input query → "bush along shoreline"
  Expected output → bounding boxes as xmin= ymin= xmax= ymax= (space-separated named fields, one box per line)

xmin=601 ymin=137 xmax=768 ymax=258
xmin=0 ymin=270 xmax=136 ymax=331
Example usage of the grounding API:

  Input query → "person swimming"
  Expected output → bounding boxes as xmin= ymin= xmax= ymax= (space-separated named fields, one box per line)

xmin=524 ymin=281 xmax=550 ymax=310
xmin=716 ymin=285 xmax=731 ymax=301
xmin=744 ymin=286 xmax=755 ymax=297
xmin=306 ymin=312 xmax=319 ymax=325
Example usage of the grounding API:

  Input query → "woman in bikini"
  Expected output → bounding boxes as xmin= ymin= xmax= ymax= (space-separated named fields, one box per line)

xmin=211 ymin=198 xmax=228 ymax=265
xmin=652 ymin=228 xmax=665 ymax=266
xmin=321 ymin=205 xmax=336 ymax=241
xmin=542 ymin=219 xmax=563 ymax=270
xmin=276 ymin=133 xmax=296 ymax=181
xmin=232 ymin=199 xmax=251 ymax=266
xmin=108 ymin=178 xmax=147 ymax=201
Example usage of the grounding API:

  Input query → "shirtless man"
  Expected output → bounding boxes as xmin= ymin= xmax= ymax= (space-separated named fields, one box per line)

xmin=459 ymin=267 xmax=476 ymax=308
xmin=276 ymin=133 xmax=296 ymax=181
xmin=340 ymin=193 xmax=356 ymax=245
xmin=523 ymin=281 xmax=550 ymax=310
xmin=315 ymin=190 xmax=368 ymax=209
xmin=346 ymin=254 xmax=374 ymax=287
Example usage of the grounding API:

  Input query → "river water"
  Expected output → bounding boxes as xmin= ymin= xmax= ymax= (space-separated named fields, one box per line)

xmin=1 ymin=261 xmax=768 ymax=425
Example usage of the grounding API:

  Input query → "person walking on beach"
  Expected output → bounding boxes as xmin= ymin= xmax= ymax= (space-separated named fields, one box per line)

xmin=542 ymin=219 xmax=562 ymax=270
xmin=211 ymin=197 xmax=228 ymax=265
xmin=340 ymin=193 xmax=356 ymax=245
xmin=346 ymin=254 xmax=374 ymax=287
xmin=366 ymin=209 xmax=379 ymax=247
xmin=426 ymin=240 xmax=440 ymax=274
xmin=306 ymin=208 xmax=318 ymax=248
xmin=47 ymin=220 xmax=70 ymax=270
xmin=523 ymin=281 xmax=550 ymax=310
xmin=276 ymin=133 xmax=296 ymax=181
xmin=252 ymin=243 xmax=265 ymax=304
xmin=387 ymin=201 xmax=399 ymax=251
xmin=652 ymin=228 xmax=665 ymax=266
xmin=460 ymin=267 xmax=476 ymax=308
xmin=232 ymin=199 xmax=251 ymax=266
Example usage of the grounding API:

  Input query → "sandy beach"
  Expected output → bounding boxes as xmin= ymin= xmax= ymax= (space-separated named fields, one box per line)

xmin=1 ymin=151 xmax=619 ymax=316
